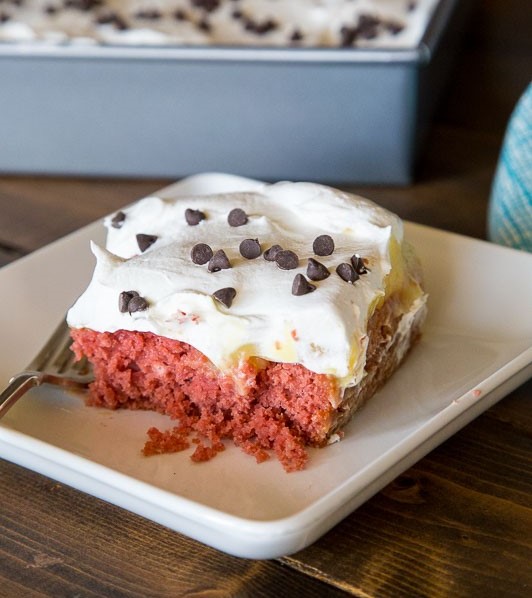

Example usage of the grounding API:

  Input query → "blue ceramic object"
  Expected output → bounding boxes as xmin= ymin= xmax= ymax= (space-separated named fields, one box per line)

xmin=488 ymin=82 xmax=532 ymax=252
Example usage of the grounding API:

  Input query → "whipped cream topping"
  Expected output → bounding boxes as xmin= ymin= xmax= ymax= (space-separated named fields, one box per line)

xmin=0 ymin=0 xmax=440 ymax=49
xmin=67 ymin=181 xmax=413 ymax=388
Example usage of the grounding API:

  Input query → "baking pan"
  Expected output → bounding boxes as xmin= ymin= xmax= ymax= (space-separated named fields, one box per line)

xmin=0 ymin=0 xmax=473 ymax=184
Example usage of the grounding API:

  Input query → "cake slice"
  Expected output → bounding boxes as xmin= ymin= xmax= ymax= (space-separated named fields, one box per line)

xmin=67 ymin=180 xmax=427 ymax=471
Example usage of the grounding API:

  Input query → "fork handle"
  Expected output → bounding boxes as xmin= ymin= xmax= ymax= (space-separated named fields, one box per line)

xmin=0 ymin=372 xmax=43 ymax=419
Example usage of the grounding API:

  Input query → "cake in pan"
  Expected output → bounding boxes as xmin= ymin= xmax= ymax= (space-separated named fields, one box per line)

xmin=67 ymin=179 xmax=428 ymax=471
xmin=0 ymin=0 xmax=440 ymax=48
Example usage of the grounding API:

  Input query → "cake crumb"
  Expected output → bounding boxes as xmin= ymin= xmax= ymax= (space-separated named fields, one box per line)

xmin=191 ymin=439 xmax=225 ymax=462
xmin=142 ymin=426 xmax=190 ymax=456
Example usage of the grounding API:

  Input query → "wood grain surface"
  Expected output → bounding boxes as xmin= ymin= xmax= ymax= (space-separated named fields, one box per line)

xmin=1 ymin=1 xmax=531 ymax=596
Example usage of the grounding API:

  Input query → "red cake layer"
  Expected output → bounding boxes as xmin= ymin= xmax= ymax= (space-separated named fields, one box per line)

xmin=71 ymin=328 xmax=339 ymax=472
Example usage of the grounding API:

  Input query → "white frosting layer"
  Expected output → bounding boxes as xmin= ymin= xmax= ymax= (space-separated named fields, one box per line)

xmin=1 ymin=0 xmax=440 ymax=49
xmin=67 ymin=180 xmax=411 ymax=387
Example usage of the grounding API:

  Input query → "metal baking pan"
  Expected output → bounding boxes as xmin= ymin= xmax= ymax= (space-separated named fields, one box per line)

xmin=0 ymin=0 xmax=473 ymax=184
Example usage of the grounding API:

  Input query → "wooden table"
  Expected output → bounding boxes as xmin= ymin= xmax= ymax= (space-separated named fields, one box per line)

xmin=1 ymin=2 xmax=531 ymax=596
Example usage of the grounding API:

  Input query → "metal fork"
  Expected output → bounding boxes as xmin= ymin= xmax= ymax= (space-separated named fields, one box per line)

xmin=0 ymin=319 xmax=93 ymax=419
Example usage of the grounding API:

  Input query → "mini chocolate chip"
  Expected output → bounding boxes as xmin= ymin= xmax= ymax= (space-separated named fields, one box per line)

xmin=313 ymin=234 xmax=335 ymax=256
xmin=185 ymin=208 xmax=206 ymax=226
xmin=357 ymin=14 xmax=380 ymax=40
xmin=387 ymin=21 xmax=404 ymax=35
xmin=134 ymin=9 xmax=161 ymax=19
xmin=208 ymin=249 xmax=231 ymax=272
xmin=276 ymin=250 xmax=299 ymax=270
xmin=351 ymin=254 xmax=368 ymax=275
xmin=128 ymin=295 xmax=149 ymax=314
xmin=212 ymin=287 xmax=236 ymax=308
xmin=191 ymin=243 xmax=213 ymax=265
xmin=98 ymin=12 xmax=127 ymax=29
xmin=136 ymin=233 xmax=158 ymax=252
xmin=263 ymin=244 xmax=283 ymax=261
xmin=340 ymin=25 xmax=358 ymax=47
xmin=111 ymin=210 xmax=126 ymax=229
xmin=307 ymin=258 xmax=330 ymax=281
xmin=192 ymin=0 xmax=220 ymax=12
xmin=336 ymin=263 xmax=359 ymax=284
xmin=64 ymin=0 xmax=103 ymax=11
xmin=198 ymin=18 xmax=211 ymax=31
xmin=244 ymin=17 xmax=277 ymax=35
xmin=119 ymin=290 xmax=139 ymax=313
xmin=239 ymin=238 xmax=261 ymax=259
xmin=292 ymin=274 xmax=316 ymax=296
xmin=227 ymin=208 xmax=248 ymax=227
xmin=290 ymin=29 xmax=304 ymax=42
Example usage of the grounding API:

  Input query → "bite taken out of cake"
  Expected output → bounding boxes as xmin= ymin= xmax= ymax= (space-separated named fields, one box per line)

xmin=67 ymin=177 xmax=427 ymax=472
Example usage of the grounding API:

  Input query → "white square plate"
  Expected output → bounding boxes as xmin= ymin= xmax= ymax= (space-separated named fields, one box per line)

xmin=1 ymin=174 xmax=531 ymax=559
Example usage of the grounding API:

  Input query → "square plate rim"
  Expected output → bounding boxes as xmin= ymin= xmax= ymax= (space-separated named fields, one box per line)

xmin=1 ymin=173 xmax=531 ymax=558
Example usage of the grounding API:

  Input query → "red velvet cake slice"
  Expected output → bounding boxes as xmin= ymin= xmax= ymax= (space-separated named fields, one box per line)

xmin=68 ymin=177 xmax=427 ymax=471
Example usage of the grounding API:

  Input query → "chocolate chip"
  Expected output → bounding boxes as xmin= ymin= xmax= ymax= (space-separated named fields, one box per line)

xmin=212 ymin=287 xmax=236 ymax=308
xmin=351 ymin=254 xmax=368 ymax=275
xmin=128 ymin=295 xmax=149 ymax=314
xmin=174 ymin=9 xmax=187 ymax=20
xmin=387 ymin=21 xmax=404 ymax=35
xmin=244 ymin=17 xmax=277 ymax=35
xmin=275 ymin=250 xmax=299 ymax=270
xmin=136 ymin=233 xmax=158 ymax=252
xmin=307 ymin=258 xmax=330 ymax=281
xmin=340 ymin=25 xmax=358 ymax=47
xmin=191 ymin=243 xmax=213 ymax=265
xmin=239 ymin=238 xmax=261 ymax=259
xmin=134 ymin=9 xmax=161 ymax=19
xmin=118 ymin=290 xmax=148 ymax=314
xmin=119 ymin=290 xmax=139 ymax=313
xmin=64 ymin=0 xmax=102 ymax=11
xmin=357 ymin=14 xmax=380 ymax=40
xmin=208 ymin=249 xmax=231 ymax=272
xmin=191 ymin=0 xmax=220 ymax=12
xmin=97 ymin=12 xmax=127 ymax=29
xmin=0 ymin=13 xmax=9 ymax=22
xmin=290 ymin=29 xmax=304 ymax=42
xmin=227 ymin=208 xmax=248 ymax=227
xmin=198 ymin=18 xmax=211 ymax=31
xmin=313 ymin=234 xmax=335 ymax=256
xmin=292 ymin=274 xmax=316 ymax=296
xmin=115 ymin=15 xmax=128 ymax=30
xmin=263 ymin=244 xmax=283 ymax=261
xmin=336 ymin=263 xmax=359 ymax=284
xmin=185 ymin=208 xmax=206 ymax=226
xmin=111 ymin=210 xmax=126 ymax=229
